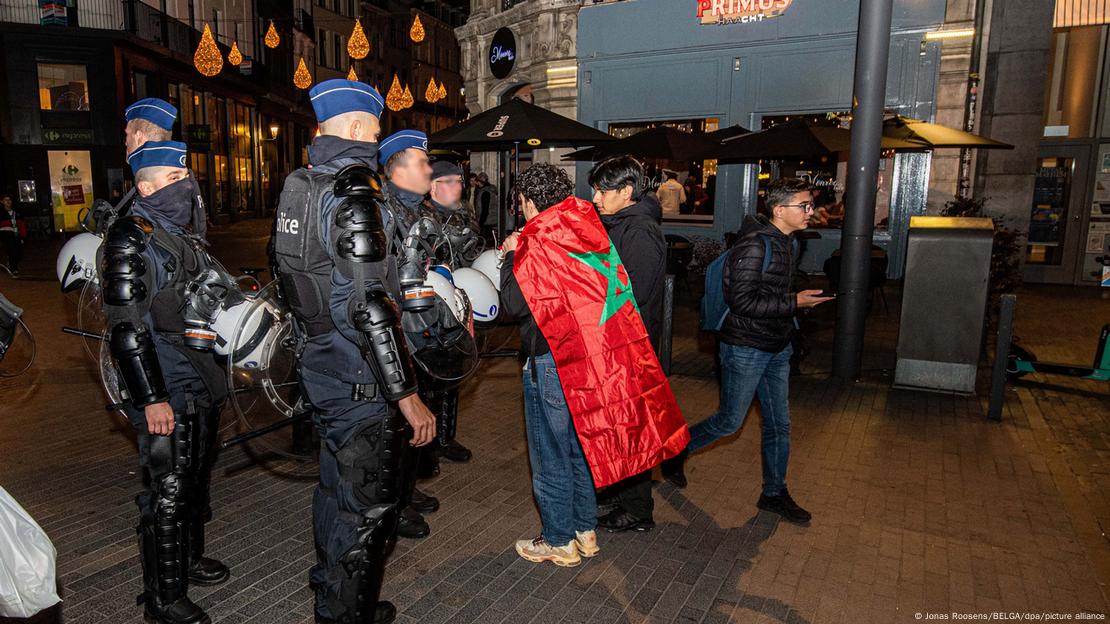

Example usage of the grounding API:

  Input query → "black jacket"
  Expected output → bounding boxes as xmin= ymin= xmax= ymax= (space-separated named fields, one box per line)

xmin=500 ymin=250 xmax=550 ymax=356
xmin=600 ymin=195 xmax=667 ymax=357
xmin=719 ymin=215 xmax=798 ymax=352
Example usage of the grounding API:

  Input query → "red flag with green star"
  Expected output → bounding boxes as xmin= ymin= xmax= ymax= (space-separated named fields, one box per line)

xmin=513 ymin=196 xmax=689 ymax=488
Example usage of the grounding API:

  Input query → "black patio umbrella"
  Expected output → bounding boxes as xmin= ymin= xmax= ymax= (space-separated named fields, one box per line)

xmin=428 ymin=97 xmax=613 ymax=150
xmin=882 ymin=114 xmax=1013 ymax=149
xmin=705 ymin=124 xmax=752 ymax=143
xmin=709 ymin=118 xmax=925 ymax=161
xmin=560 ymin=126 xmax=727 ymax=162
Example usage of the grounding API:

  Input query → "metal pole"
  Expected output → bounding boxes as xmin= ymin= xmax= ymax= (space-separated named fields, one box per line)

xmin=958 ymin=0 xmax=989 ymax=197
xmin=832 ymin=0 xmax=894 ymax=380
xmin=987 ymin=294 xmax=1016 ymax=421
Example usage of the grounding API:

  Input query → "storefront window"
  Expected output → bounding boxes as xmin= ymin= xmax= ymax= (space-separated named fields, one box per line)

xmin=1043 ymin=25 xmax=1104 ymax=139
xmin=38 ymin=63 xmax=89 ymax=111
xmin=230 ymin=102 xmax=254 ymax=215
xmin=606 ymin=118 xmax=719 ymax=225
xmin=757 ymin=113 xmax=892 ymax=232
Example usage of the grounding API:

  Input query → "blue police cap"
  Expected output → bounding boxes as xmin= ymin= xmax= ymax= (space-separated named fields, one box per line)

xmin=309 ymin=79 xmax=384 ymax=123
xmin=127 ymin=141 xmax=188 ymax=176
xmin=125 ymin=98 xmax=178 ymax=130
xmin=378 ymin=130 xmax=428 ymax=166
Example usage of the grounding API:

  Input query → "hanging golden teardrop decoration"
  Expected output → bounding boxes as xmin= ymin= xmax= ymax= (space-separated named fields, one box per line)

xmin=264 ymin=20 xmax=280 ymax=48
xmin=193 ymin=23 xmax=224 ymax=77
xmin=347 ymin=66 xmax=358 ymax=81
xmin=348 ymin=18 xmax=370 ymax=59
xmin=401 ymin=84 xmax=414 ymax=109
xmin=437 ymin=81 xmax=447 ymax=101
xmin=409 ymin=14 xmax=425 ymax=43
xmin=425 ymin=78 xmax=439 ymax=103
xmin=227 ymin=40 xmax=243 ymax=66
xmin=293 ymin=56 xmax=313 ymax=89
xmin=386 ymin=74 xmax=405 ymax=112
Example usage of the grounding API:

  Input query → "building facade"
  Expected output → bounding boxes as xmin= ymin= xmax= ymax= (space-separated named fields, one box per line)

xmin=0 ymin=0 xmax=467 ymax=233
xmin=455 ymin=0 xmax=584 ymax=177
xmin=454 ymin=0 xmax=1109 ymax=285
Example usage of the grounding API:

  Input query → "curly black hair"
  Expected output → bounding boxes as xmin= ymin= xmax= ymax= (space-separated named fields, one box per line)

xmin=514 ymin=163 xmax=574 ymax=212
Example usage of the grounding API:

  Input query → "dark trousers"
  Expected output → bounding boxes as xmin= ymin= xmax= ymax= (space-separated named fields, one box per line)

xmin=609 ymin=470 xmax=654 ymax=521
xmin=300 ymin=366 xmax=407 ymax=622
xmin=125 ymin=345 xmax=222 ymax=607
xmin=0 ymin=232 xmax=21 ymax=271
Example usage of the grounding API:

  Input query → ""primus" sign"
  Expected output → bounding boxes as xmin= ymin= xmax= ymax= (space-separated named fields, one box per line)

xmin=696 ymin=0 xmax=793 ymax=25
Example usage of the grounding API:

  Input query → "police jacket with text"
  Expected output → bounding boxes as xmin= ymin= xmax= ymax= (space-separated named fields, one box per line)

xmin=279 ymin=136 xmax=400 ymax=386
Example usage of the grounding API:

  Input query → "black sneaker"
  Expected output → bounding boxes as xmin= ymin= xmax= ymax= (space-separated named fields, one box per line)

xmin=438 ymin=439 xmax=472 ymax=463
xmin=756 ymin=489 xmax=812 ymax=524
xmin=396 ymin=507 xmax=430 ymax=539
xmin=661 ymin=450 xmax=688 ymax=489
xmin=410 ymin=487 xmax=439 ymax=514
xmin=597 ymin=509 xmax=655 ymax=533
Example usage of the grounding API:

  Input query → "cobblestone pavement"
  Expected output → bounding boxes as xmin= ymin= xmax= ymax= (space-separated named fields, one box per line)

xmin=0 ymin=221 xmax=1107 ymax=624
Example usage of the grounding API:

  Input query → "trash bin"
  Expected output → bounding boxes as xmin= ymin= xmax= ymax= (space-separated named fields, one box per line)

xmin=894 ymin=216 xmax=994 ymax=394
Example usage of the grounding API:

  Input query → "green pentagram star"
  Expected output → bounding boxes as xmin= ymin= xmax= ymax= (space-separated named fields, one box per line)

xmin=569 ymin=242 xmax=639 ymax=325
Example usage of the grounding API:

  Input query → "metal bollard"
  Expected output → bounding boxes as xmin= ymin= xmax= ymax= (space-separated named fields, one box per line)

xmin=987 ymin=294 xmax=1016 ymax=421
xmin=661 ymin=275 xmax=675 ymax=376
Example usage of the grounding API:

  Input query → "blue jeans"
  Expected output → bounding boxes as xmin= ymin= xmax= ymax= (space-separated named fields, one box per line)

xmin=522 ymin=352 xmax=597 ymax=546
xmin=687 ymin=343 xmax=793 ymax=497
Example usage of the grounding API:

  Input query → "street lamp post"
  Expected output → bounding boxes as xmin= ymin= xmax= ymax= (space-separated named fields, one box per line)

xmin=832 ymin=0 xmax=895 ymax=380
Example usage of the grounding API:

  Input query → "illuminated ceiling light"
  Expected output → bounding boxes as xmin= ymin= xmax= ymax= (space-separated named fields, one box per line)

xmin=924 ymin=28 xmax=975 ymax=40
xmin=348 ymin=18 xmax=370 ymax=59
xmin=401 ymin=84 xmax=414 ymax=109
xmin=425 ymin=77 xmax=439 ymax=103
xmin=269 ymin=123 xmax=279 ymax=139
xmin=545 ymin=65 xmax=577 ymax=75
xmin=347 ymin=66 xmax=358 ymax=81
xmin=194 ymin=23 xmax=223 ymax=77
xmin=386 ymin=74 xmax=405 ymax=111
xmin=409 ymin=14 xmax=425 ymax=43
xmin=227 ymin=40 xmax=243 ymax=66
xmin=437 ymin=81 xmax=446 ymax=101
xmin=293 ymin=56 xmax=312 ymax=89
xmin=264 ymin=20 xmax=280 ymax=48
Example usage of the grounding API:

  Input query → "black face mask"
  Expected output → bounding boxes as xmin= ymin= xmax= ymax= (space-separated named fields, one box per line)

xmin=140 ymin=176 xmax=206 ymax=240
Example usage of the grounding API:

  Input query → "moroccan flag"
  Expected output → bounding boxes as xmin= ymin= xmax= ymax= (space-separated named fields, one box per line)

xmin=514 ymin=196 xmax=689 ymax=488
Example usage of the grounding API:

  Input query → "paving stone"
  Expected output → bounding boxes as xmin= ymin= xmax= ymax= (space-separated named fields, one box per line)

xmin=1 ymin=224 xmax=1108 ymax=623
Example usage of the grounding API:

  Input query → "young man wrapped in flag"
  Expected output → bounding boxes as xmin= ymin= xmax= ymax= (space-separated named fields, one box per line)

xmin=500 ymin=163 xmax=688 ymax=567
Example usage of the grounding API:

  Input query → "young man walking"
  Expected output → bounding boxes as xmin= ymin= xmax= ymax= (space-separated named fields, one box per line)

xmin=670 ymin=178 xmax=832 ymax=524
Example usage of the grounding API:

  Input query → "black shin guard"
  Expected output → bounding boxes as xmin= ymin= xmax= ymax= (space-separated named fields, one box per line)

xmin=137 ymin=423 xmax=193 ymax=609
xmin=328 ymin=411 xmax=406 ymax=622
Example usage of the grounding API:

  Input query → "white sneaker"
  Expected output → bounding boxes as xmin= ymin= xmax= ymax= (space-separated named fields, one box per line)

xmin=514 ymin=536 xmax=581 ymax=567
xmin=575 ymin=530 xmax=599 ymax=557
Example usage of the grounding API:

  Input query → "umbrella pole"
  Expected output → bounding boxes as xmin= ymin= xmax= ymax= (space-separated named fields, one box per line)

xmin=513 ymin=141 xmax=521 ymax=230
xmin=833 ymin=0 xmax=894 ymax=380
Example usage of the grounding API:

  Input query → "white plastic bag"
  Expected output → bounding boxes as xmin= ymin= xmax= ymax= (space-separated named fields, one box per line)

xmin=0 ymin=486 xmax=61 ymax=617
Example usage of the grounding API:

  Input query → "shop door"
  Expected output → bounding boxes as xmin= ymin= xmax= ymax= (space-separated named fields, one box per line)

xmin=1024 ymin=146 xmax=1091 ymax=284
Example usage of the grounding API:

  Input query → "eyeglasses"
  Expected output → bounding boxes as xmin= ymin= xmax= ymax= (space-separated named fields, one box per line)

xmin=780 ymin=202 xmax=816 ymax=213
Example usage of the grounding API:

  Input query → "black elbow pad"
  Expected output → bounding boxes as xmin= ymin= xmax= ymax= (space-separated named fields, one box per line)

xmin=101 ymin=216 xmax=153 ymax=306
xmin=332 ymin=165 xmax=388 ymax=274
xmin=109 ymin=321 xmax=170 ymax=408
xmin=348 ymin=290 xmax=417 ymax=401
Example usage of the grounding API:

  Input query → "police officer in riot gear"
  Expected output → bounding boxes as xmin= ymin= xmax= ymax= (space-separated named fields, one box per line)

xmin=422 ymin=159 xmax=477 ymax=464
xmin=376 ymin=130 xmax=448 ymax=537
xmin=99 ymin=141 xmax=230 ymax=624
xmin=270 ymin=80 xmax=435 ymax=624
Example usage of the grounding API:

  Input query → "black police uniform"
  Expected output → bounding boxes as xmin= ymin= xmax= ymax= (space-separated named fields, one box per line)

xmin=271 ymin=136 xmax=419 ymax=624
xmin=98 ymin=184 xmax=230 ymax=624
